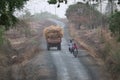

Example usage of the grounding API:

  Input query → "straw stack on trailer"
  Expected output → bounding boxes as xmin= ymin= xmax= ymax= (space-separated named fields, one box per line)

xmin=44 ymin=25 xmax=63 ymax=38
xmin=43 ymin=25 xmax=63 ymax=50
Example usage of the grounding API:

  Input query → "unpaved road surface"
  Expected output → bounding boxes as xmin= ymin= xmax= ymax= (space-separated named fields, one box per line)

xmin=48 ymin=19 xmax=91 ymax=80
xmin=12 ymin=19 xmax=110 ymax=80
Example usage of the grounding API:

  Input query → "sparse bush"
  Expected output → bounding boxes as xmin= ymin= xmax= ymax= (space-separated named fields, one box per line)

xmin=0 ymin=26 xmax=5 ymax=45
xmin=99 ymin=29 xmax=120 ymax=80
xmin=109 ymin=11 xmax=120 ymax=42
xmin=12 ymin=20 xmax=32 ymax=38
xmin=102 ymin=42 xmax=111 ymax=60
xmin=104 ymin=40 xmax=120 ymax=80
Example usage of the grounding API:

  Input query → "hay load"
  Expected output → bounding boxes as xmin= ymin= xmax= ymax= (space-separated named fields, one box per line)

xmin=44 ymin=25 xmax=63 ymax=50
xmin=44 ymin=25 xmax=63 ymax=38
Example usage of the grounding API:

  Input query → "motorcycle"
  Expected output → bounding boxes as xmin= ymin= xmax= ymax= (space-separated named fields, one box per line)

xmin=73 ymin=48 xmax=78 ymax=58
xmin=69 ymin=47 xmax=78 ymax=57
xmin=69 ymin=47 xmax=74 ymax=54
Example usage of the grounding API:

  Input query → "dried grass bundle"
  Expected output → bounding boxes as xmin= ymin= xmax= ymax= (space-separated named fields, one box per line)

xmin=44 ymin=25 xmax=63 ymax=38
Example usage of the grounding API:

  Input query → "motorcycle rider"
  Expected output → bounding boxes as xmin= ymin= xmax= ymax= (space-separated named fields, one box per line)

xmin=68 ymin=39 xmax=74 ymax=53
xmin=73 ymin=43 xmax=78 ymax=57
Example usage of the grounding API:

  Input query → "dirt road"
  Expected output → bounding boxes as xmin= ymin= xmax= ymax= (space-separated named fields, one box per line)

xmin=12 ymin=19 xmax=110 ymax=80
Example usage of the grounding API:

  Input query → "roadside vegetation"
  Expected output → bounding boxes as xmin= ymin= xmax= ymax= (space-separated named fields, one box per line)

xmin=66 ymin=2 xmax=120 ymax=80
xmin=0 ymin=20 xmax=31 ymax=80
xmin=0 ymin=0 xmax=120 ymax=80
xmin=104 ymin=11 xmax=120 ymax=80
xmin=0 ymin=9 xmax=58 ymax=79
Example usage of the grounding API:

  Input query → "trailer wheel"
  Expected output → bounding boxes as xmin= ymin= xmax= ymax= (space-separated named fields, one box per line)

xmin=57 ymin=44 xmax=61 ymax=50
xmin=47 ymin=44 xmax=50 ymax=50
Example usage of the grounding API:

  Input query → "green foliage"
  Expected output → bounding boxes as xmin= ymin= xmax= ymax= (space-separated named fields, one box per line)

xmin=0 ymin=0 xmax=29 ymax=30
xmin=48 ymin=0 xmax=57 ymax=4
xmin=109 ymin=11 xmax=120 ymax=41
xmin=47 ymin=0 xmax=67 ymax=7
xmin=0 ymin=13 xmax=18 ymax=30
xmin=47 ymin=0 xmax=67 ymax=4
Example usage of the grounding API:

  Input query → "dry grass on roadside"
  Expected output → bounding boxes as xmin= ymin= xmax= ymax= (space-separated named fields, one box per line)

xmin=69 ymin=23 xmax=120 ymax=80
xmin=0 ymin=20 xmax=41 ymax=80
xmin=0 ymin=19 xmax=56 ymax=80
xmin=101 ymin=30 xmax=120 ymax=80
xmin=69 ymin=23 xmax=98 ymax=58
xmin=0 ymin=40 xmax=17 ymax=80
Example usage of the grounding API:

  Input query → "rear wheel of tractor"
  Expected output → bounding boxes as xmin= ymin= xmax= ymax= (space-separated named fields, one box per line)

xmin=73 ymin=49 xmax=78 ymax=58
xmin=57 ymin=44 xmax=61 ymax=50
xmin=47 ymin=45 xmax=50 ymax=50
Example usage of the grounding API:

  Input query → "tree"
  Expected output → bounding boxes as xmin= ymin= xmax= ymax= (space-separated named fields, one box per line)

xmin=47 ymin=0 xmax=67 ymax=7
xmin=66 ymin=2 xmax=103 ymax=29
xmin=105 ymin=0 xmax=118 ymax=16
xmin=48 ymin=0 xmax=67 ymax=4
xmin=22 ymin=9 xmax=32 ymax=19
xmin=0 ymin=0 xmax=119 ymax=30
xmin=109 ymin=11 xmax=120 ymax=41
xmin=0 ymin=0 xmax=29 ymax=30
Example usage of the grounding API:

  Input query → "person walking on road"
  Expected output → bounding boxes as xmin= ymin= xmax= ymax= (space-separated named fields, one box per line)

xmin=68 ymin=39 xmax=74 ymax=53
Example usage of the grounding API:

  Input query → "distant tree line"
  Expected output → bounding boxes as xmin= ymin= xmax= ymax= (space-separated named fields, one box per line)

xmin=66 ymin=2 xmax=106 ymax=29
xmin=0 ymin=0 xmax=120 ymax=42
xmin=0 ymin=0 xmax=120 ymax=30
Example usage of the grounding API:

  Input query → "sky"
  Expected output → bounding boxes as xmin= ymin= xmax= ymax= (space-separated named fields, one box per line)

xmin=15 ymin=0 xmax=119 ymax=18
xmin=15 ymin=0 xmax=83 ymax=18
